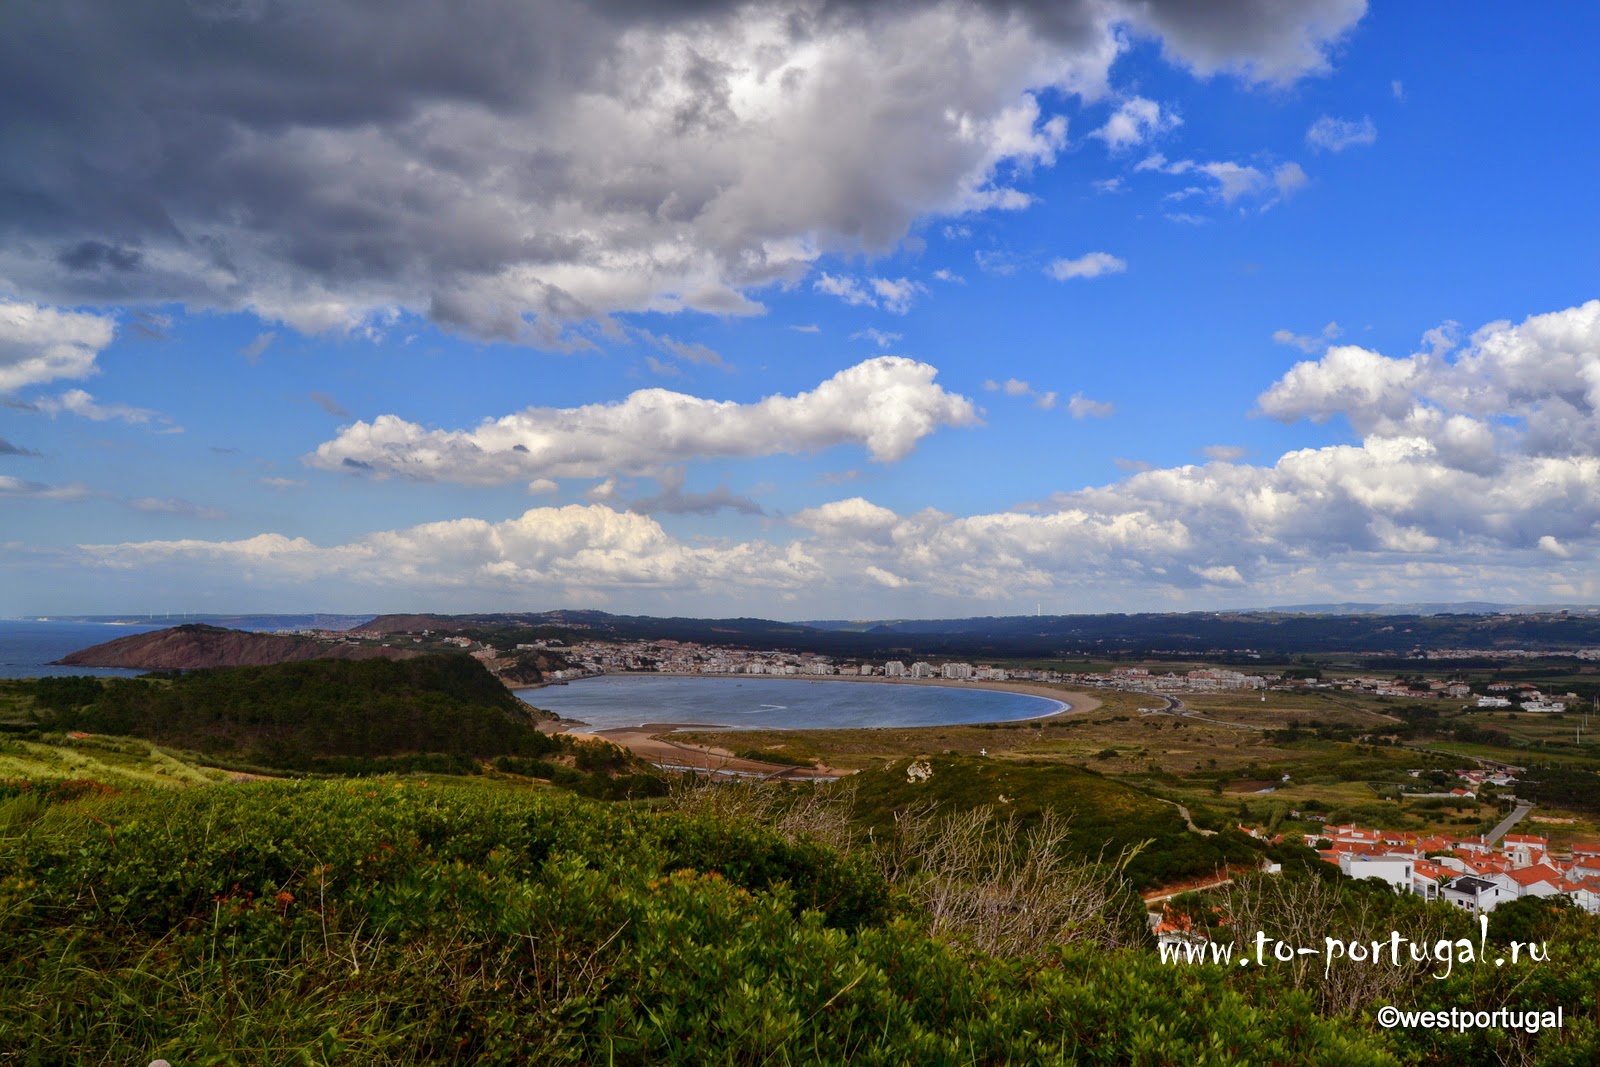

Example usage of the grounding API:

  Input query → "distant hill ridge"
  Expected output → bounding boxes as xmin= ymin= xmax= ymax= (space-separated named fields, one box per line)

xmin=348 ymin=608 xmax=1600 ymax=657
xmin=54 ymin=623 xmax=421 ymax=669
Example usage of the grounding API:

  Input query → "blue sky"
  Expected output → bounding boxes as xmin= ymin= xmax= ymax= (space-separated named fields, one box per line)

xmin=4 ymin=2 xmax=1600 ymax=618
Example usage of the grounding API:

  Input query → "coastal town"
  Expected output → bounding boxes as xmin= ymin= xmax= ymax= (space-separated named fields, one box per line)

xmin=413 ymin=633 xmax=1591 ymax=712
xmin=1304 ymin=822 xmax=1600 ymax=916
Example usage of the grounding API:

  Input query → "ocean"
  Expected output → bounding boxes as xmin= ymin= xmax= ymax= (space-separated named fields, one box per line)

xmin=515 ymin=674 xmax=1067 ymax=732
xmin=0 ymin=620 xmax=168 ymax=678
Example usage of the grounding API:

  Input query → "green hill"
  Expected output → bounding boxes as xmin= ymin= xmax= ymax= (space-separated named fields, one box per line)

xmin=848 ymin=755 xmax=1263 ymax=889
xmin=24 ymin=655 xmax=557 ymax=775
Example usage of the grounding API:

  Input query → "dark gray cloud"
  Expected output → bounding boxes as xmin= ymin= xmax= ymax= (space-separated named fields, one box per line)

xmin=0 ymin=435 xmax=41 ymax=456
xmin=628 ymin=469 xmax=765 ymax=516
xmin=309 ymin=391 xmax=352 ymax=419
xmin=0 ymin=1 xmax=1363 ymax=338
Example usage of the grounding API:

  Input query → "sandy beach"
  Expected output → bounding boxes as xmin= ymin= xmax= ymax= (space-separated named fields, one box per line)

xmin=538 ymin=672 xmax=1103 ymax=778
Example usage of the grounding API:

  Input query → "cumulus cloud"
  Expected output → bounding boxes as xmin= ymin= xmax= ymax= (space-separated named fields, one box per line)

xmin=1120 ymin=0 xmax=1366 ymax=85
xmin=1046 ymin=252 xmax=1127 ymax=280
xmin=0 ymin=2 xmax=1363 ymax=339
xmin=1092 ymin=96 xmax=1180 ymax=150
xmin=1258 ymin=300 xmax=1600 ymax=463
xmin=308 ymin=356 xmax=978 ymax=483
xmin=1306 ymin=115 xmax=1377 ymax=152
xmin=79 ymin=504 xmax=819 ymax=594
xmin=82 ymin=301 xmax=1600 ymax=611
xmin=0 ymin=301 xmax=117 ymax=392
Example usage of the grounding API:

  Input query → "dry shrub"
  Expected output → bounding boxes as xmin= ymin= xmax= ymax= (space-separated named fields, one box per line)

xmin=668 ymin=774 xmax=858 ymax=853
xmin=881 ymin=804 xmax=1146 ymax=956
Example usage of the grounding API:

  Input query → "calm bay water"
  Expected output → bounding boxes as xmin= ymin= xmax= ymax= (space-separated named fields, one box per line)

xmin=0 ymin=620 xmax=165 ymax=678
xmin=516 ymin=674 xmax=1067 ymax=732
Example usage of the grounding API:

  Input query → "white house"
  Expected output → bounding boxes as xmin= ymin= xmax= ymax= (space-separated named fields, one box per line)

xmin=1441 ymin=875 xmax=1508 ymax=913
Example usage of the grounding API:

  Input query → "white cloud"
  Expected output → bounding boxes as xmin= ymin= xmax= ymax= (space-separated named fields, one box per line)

xmin=1273 ymin=162 xmax=1308 ymax=200
xmin=985 ymin=376 xmax=1058 ymax=409
xmin=309 ymin=357 xmax=979 ymax=484
xmin=87 ymin=304 xmax=1600 ymax=611
xmin=864 ymin=565 xmax=910 ymax=588
xmin=931 ymin=269 xmax=965 ymax=284
xmin=1068 ymin=392 xmax=1115 ymax=418
xmin=0 ymin=301 xmax=116 ymax=393
xmin=527 ymin=478 xmax=559 ymax=495
xmin=788 ymin=324 xmax=821 ymax=334
xmin=127 ymin=497 xmax=227 ymax=520
xmin=1391 ymin=80 xmax=1405 ymax=101
xmin=1306 ymin=115 xmax=1377 ymax=152
xmin=1272 ymin=321 xmax=1342 ymax=353
xmin=814 ymin=274 xmax=874 ymax=308
xmin=870 ymin=278 xmax=926 ymax=315
xmin=817 ymin=275 xmax=927 ymax=315
xmin=260 ymin=476 xmax=306 ymax=490
xmin=80 ymin=504 xmax=819 ymax=594
xmin=0 ymin=475 xmax=90 ymax=501
xmin=29 ymin=389 xmax=172 ymax=428
xmin=1046 ymin=252 xmax=1127 ymax=280
xmin=1190 ymin=564 xmax=1244 ymax=585
xmin=1199 ymin=445 xmax=1248 ymax=462
xmin=1138 ymin=154 xmax=1305 ymax=208
xmin=1092 ymin=97 xmax=1181 ymax=151
xmin=852 ymin=328 xmax=902 ymax=349
xmin=1538 ymin=535 xmax=1572 ymax=559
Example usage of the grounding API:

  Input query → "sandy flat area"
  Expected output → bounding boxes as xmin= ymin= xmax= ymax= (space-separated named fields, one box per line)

xmin=546 ymin=673 xmax=1103 ymax=777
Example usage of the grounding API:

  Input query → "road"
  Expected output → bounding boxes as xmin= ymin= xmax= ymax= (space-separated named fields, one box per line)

xmin=1485 ymin=802 xmax=1535 ymax=845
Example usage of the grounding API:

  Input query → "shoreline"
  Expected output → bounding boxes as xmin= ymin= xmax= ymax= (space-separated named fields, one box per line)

xmin=520 ymin=672 xmax=1103 ymax=778
xmin=521 ymin=669 xmax=1092 ymax=718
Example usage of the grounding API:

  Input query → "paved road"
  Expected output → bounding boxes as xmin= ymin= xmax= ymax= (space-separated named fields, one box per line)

xmin=1486 ymin=802 xmax=1535 ymax=845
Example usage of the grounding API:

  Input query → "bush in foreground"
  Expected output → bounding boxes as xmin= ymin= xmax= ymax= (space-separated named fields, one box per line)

xmin=0 ymin=780 xmax=1401 ymax=1065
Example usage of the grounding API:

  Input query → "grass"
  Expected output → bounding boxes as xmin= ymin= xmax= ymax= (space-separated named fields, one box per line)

xmin=0 ymin=734 xmax=228 ymax=789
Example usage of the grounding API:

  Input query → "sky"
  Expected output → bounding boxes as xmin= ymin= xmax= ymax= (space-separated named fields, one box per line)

xmin=3 ymin=1 xmax=1600 ymax=619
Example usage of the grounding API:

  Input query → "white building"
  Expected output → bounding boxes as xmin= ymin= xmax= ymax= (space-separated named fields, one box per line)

xmin=1342 ymin=856 xmax=1416 ymax=894
xmin=1441 ymin=875 xmax=1508 ymax=913
xmin=884 ymin=661 xmax=906 ymax=678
